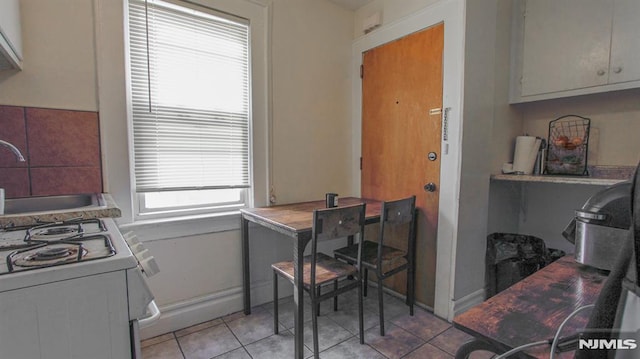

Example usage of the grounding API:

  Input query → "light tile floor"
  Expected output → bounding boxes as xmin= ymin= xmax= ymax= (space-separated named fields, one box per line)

xmin=142 ymin=287 xmax=495 ymax=359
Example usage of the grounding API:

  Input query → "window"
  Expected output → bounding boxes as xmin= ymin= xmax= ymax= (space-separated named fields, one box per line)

xmin=127 ymin=0 xmax=251 ymax=218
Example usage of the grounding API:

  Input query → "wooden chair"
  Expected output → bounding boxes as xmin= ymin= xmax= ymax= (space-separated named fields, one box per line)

xmin=271 ymin=203 xmax=366 ymax=358
xmin=333 ymin=196 xmax=416 ymax=336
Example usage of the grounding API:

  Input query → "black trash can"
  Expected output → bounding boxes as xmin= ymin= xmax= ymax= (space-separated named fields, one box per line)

xmin=485 ymin=233 xmax=551 ymax=298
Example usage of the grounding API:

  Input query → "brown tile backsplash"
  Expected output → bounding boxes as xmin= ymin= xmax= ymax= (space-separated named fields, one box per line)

xmin=0 ymin=168 xmax=30 ymax=198
xmin=0 ymin=105 xmax=28 ymax=168
xmin=26 ymin=108 xmax=101 ymax=167
xmin=31 ymin=167 xmax=102 ymax=196
xmin=0 ymin=105 xmax=102 ymax=198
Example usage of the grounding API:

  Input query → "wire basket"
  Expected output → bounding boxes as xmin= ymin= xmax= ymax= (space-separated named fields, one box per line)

xmin=545 ymin=115 xmax=590 ymax=176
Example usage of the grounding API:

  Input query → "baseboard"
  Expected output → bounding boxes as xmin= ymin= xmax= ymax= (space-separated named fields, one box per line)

xmin=452 ymin=288 xmax=485 ymax=317
xmin=365 ymin=280 xmax=435 ymax=314
xmin=139 ymin=279 xmax=449 ymax=340
xmin=140 ymin=279 xmax=282 ymax=339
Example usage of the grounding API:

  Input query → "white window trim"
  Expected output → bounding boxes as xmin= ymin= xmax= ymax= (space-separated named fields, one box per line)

xmin=127 ymin=0 xmax=253 ymax=220
xmin=94 ymin=0 xmax=271 ymax=232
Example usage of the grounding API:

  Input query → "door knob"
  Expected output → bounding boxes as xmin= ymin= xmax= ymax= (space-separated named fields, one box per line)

xmin=424 ymin=183 xmax=437 ymax=192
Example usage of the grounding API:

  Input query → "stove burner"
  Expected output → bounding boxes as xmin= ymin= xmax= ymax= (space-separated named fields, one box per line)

xmin=4 ymin=234 xmax=115 ymax=274
xmin=28 ymin=225 xmax=81 ymax=241
xmin=12 ymin=245 xmax=86 ymax=268
xmin=32 ymin=247 xmax=73 ymax=260
xmin=43 ymin=227 xmax=77 ymax=236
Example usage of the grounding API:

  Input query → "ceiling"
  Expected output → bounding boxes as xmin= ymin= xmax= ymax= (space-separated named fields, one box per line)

xmin=326 ymin=0 xmax=373 ymax=11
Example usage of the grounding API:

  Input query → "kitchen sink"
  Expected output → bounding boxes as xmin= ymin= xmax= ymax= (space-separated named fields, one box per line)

xmin=3 ymin=194 xmax=106 ymax=215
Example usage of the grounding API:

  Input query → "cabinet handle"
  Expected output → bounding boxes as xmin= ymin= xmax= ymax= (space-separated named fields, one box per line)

xmin=613 ymin=67 xmax=623 ymax=74
xmin=597 ymin=69 xmax=606 ymax=76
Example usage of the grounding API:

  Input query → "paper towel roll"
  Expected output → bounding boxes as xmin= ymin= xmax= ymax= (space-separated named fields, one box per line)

xmin=513 ymin=136 xmax=541 ymax=174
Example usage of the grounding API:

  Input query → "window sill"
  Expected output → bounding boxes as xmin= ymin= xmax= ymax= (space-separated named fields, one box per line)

xmin=118 ymin=210 xmax=241 ymax=242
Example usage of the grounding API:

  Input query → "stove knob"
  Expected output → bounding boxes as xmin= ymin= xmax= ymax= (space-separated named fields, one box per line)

xmin=140 ymin=256 xmax=160 ymax=277
xmin=123 ymin=232 xmax=140 ymax=245
xmin=129 ymin=242 xmax=145 ymax=255
xmin=133 ymin=248 xmax=150 ymax=262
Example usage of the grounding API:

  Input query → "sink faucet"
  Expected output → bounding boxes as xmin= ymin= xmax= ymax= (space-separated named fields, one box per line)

xmin=0 ymin=140 xmax=25 ymax=162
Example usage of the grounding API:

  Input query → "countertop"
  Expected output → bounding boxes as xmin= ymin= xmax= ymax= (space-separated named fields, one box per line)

xmin=454 ymin=256 xmax=608 ymax=358
xmin=492 ymin=165 xmax=635 ymax=186
xmin=0 ymin=193 xmax=121 ymax=227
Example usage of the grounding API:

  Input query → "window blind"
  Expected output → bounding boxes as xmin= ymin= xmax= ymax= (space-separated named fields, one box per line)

xmin=128 ymin=0 xmax=250 ymax=193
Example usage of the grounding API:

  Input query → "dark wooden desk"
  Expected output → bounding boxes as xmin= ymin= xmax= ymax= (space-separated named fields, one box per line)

xmin=240 ymin=197 xmax=382 ymax=359
xmin=453 ymin=256 xmax=608 ymax=358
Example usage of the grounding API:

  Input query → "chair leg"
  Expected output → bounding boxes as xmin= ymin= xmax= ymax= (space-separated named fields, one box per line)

xmin=273 ymin=270 xmax=279 ymax=334
xmin=363 ymin=268 xmax=368 ymax=297
xmin=311 ymin=292 xmax=320 ymax=358
xmin=333 ymin=279 xmax=339 ymax=311
xmin=316 ymin=285 xmax=321 ymax=316
xmin=358 ymin=275 xmax=364 ymax=344
xmin=378 ymin=276 xmax=385 ymax=336
xmin=408 ymin=270 xmax=415 ymax=316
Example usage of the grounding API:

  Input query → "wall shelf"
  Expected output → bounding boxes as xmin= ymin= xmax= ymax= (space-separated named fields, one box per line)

xmin=491 ymin=173 xmax=626 ymax=186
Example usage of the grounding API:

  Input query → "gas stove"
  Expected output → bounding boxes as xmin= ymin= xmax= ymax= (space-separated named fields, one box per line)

xmin=0 ymin=218 xmax=141 ymax=294
xmin=0 ymin=218 xmax=117 ymax=275
xmin=0 ymin=216 xmax=158 ymax=359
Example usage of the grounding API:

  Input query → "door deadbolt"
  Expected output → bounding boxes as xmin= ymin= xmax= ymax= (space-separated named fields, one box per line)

xmin=428 ymin=152 xmax=437 ymax=161
xmin=424 ymin=183 xmax=437 ymax=192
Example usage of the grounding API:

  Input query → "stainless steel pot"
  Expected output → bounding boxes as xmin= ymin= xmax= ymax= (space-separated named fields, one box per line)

xmin=563 ymin=181 xmax=631 ymax=270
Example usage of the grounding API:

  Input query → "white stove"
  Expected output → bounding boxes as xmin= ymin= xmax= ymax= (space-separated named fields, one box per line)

xmin=0 ymin=217 xmax=158 ymax=359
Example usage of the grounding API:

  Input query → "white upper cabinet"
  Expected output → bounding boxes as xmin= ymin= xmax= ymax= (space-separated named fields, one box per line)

xmin=0 ymin=0 xmax=22 ymax=71
xmin=510 ymin=0 xmax=640 ymax=103
xmin=609 ymin=0 xmax=640 ymax=84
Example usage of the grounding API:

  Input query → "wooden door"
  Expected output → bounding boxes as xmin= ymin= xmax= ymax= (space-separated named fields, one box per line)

xmin=361 ymin=23 xmax=443 ymax=307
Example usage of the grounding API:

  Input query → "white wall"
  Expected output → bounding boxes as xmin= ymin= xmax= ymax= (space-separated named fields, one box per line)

xmin=487 ymin=6 xmax=640 ymax=293
xmin=99 ymin=0 xmax=352 ymax=337
xmin=269 ymin=0 xmax=354 ymax=204
xmin=0 ymin=0 xmax=97 ymax=111
xmin=352 ymin=0 xmax=468 ymax=318
xmin=520 ymin=89 xmax=640 ymax=166
xmin=1 ymin=0 xmax=356 ymax=337
xmin=353 ymin=0 xmax=441 ymax=38
xmin=136 ymin=0 xmax=355 ymax=337
xmin=486 ymin=0 xmax=523 ymax=237
xmin=351 ymin=0 xmax=519 ymax=317
xmin=494 ymin=85 xmax=640 ymax=257
xmin=452 ymin=0 xmax=500 ymax=303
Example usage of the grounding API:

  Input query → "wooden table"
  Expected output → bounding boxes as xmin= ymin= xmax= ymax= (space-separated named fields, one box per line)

xmin=240 ymin=197 xmax=382 ymax=359
xmin=453 ymin=256 xmax=608 ymax=358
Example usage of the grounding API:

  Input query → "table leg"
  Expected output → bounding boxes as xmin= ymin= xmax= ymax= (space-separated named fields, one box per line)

xmin=293 ymin=238 xmax=305 ymax=359
xmin=241 ymin=216 xmax=251 ymax=315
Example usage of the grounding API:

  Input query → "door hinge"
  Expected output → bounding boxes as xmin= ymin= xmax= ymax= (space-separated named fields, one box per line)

xmin=360 ymin=157 xmax=363 ymax=170
xmin=360 ymin=64 xmax=364 ymax=79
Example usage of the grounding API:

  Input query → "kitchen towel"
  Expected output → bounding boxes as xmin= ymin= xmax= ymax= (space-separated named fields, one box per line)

xmin=513 ymin=136 xmax=541 ymax=175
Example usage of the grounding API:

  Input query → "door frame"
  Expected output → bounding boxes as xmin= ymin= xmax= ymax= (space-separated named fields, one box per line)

xmin=351 ymin=0 xmax=464 ymax=321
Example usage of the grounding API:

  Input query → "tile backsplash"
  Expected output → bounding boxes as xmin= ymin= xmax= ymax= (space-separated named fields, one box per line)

xmin=0 ymin=105 xmax=102 ymax=198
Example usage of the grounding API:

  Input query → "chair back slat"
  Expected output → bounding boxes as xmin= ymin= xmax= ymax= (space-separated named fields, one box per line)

xmin=379 ymin=196 xmax=416 ymax=265
xmin=314 ymin=204 xmax=366 ymax=242
xmin=311 ymin=203 xmax=366 ymax=289
xmin=382 ymin=196 xmax=416 ymax=226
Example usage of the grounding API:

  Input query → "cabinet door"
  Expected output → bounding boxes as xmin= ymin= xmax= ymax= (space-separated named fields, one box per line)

xmin=609 ymin=0 xmax=640 ymax=84
xmin=521 ymin=0 xmax=613 ymax=96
